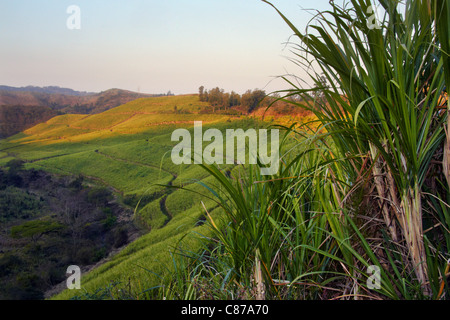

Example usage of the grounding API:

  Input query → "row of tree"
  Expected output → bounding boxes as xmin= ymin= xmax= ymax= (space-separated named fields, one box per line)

xmin=198 ymin=86 xmax=268 ymax=113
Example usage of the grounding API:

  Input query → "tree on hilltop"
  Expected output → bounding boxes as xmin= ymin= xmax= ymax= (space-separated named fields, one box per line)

xmin=199 ymin=86 xmax=205 ymax=101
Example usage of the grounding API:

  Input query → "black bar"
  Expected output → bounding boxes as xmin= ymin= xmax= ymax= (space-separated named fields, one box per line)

xmin=0 ymin=299 xmax=445 ymax=319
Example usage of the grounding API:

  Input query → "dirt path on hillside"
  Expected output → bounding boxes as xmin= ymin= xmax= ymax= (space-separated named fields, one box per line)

xmin=95 ymin=150 xmax=178 ymax=226
xmin=159 ymin=195 xmax=172 ymax=226
xmin=95 ymin=150 xmax=176 ymax=178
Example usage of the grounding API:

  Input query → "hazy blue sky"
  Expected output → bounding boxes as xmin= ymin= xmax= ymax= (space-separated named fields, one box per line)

xmin=0 ymin=0 xmax=332 ymax=95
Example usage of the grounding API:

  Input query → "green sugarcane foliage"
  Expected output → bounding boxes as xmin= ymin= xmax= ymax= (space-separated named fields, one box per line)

xmin=161 ymin=0 xmax=448 ymax=300
xmin=261 ymin=0 xmax=448 ymax=298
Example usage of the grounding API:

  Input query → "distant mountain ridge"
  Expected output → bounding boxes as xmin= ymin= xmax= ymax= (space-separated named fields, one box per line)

xmin=0 ymin=86 xmax=157 ymax=114
xmin=0 ymin=86 xmax=160 ymax=138
xmin=0 ymin=85 xmax=96 ymax=96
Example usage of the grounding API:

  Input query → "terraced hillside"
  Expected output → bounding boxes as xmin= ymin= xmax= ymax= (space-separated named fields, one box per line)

xmin=0 ymin=94 xmax=270 ymax=299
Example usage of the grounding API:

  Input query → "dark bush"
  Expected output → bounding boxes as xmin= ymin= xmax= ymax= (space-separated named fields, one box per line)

xmin=113 ymin=227 xmax=128 ymax=248
xmin=75 ymin=246 xmax=95 ymax=265
xmin=68 ymin=175 xmax=84 ymax=191
xmin=0 ymin=254 xmax=24 ymax=275
xmin=87 ymin=187 xmax=112 ymax=206
xmin=15 ymin=273 xmax=45 ymax=300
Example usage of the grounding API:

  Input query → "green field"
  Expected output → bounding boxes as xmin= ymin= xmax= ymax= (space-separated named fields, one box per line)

xmin=0 ymin=94 xmax=274 ymax=299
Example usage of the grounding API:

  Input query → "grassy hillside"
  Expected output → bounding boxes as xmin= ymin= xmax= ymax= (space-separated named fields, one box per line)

xmin=0 ymin=88 xmax=156 ymax=115
xmin=0 ymin=105 xmax=60 ymax=138
xmin=0 ymin=94 xmax=277 ymax=299
xmin=0 ymin=88 xmax=164 ymax=139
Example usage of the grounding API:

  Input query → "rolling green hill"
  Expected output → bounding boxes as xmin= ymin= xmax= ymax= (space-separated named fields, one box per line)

xmin=0 ymin=87 xmax=164 ymax=138
xmin=0 ymin=94 xmax=270 ymax=299
xmin=0 ymin=87 xmax=157 ymax=115
xmin=0 ymin=105 xmax=60 ymax=138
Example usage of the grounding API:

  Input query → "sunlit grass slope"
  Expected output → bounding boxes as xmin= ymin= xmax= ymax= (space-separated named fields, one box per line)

xmin=0 ymin=94 xmax=272 ymax=299
xmin=103 ymin=94 xmax=211 ymax=114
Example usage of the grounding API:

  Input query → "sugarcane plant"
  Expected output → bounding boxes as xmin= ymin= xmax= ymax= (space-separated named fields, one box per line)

xmin=162 ymin=0 xmax=449 ymax=300
xmin=262 ymin=0 xmax=449 ymax=297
